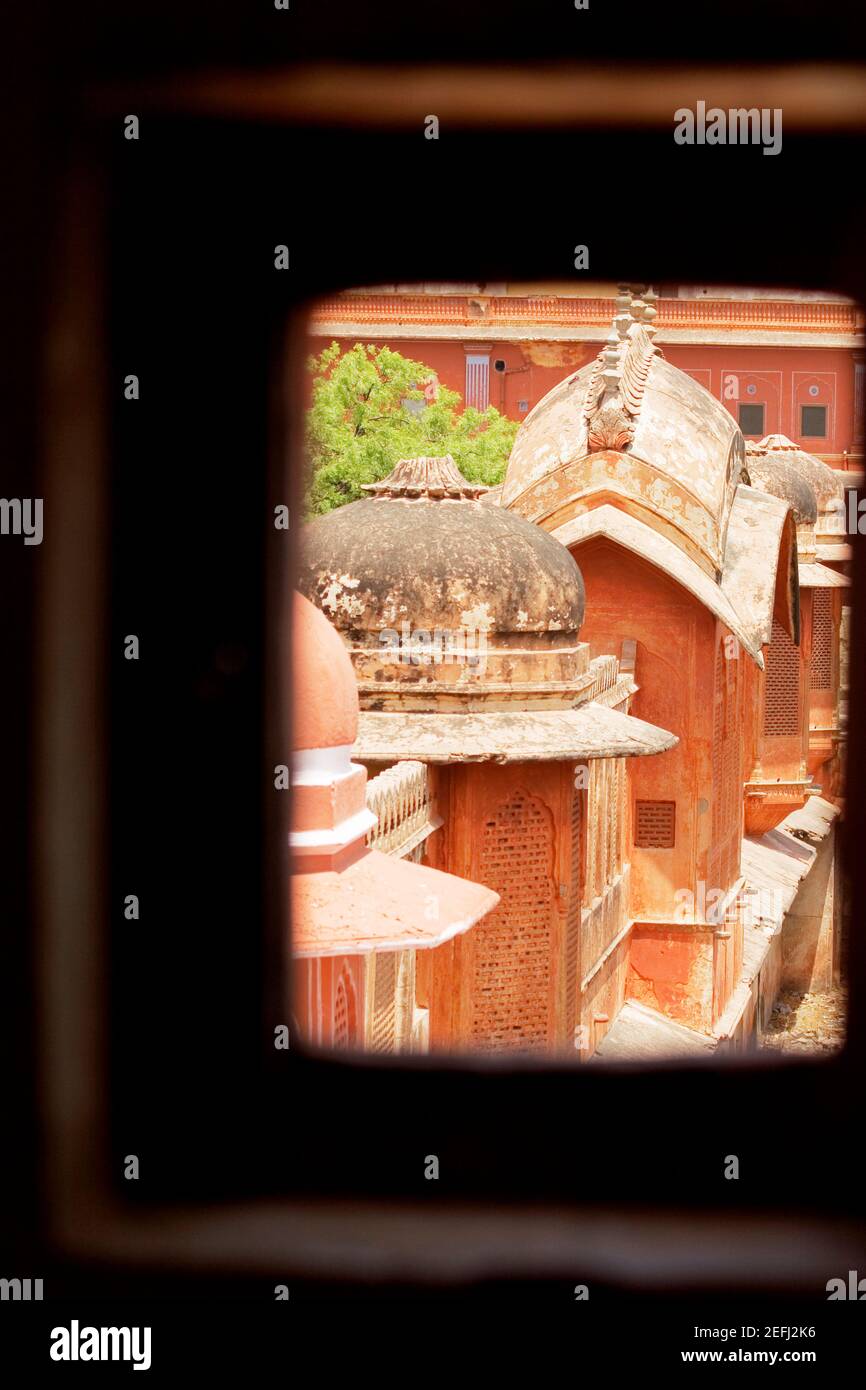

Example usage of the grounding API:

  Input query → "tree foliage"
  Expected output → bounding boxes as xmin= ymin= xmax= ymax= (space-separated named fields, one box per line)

xmin=304 ymin=342 xmax=519 ymax=514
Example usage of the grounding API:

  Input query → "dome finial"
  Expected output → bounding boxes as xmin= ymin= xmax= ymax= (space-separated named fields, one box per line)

xmin=361 ymin=455 xmax=489 ymax=500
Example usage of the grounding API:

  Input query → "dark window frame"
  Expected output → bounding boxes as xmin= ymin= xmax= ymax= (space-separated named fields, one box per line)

xmin=738 ymin=401 xmax=766 ymax=436
xmin=801 ymin=403 xmax=829 ymax=437
xmin=20 ymin=55 xmax=866 ymax=1307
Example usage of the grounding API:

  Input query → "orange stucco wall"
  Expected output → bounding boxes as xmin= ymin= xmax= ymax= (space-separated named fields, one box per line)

xmin=670 ymin=345 xmax=856 ymax=457
xmin=308 ymin=335 xmax=860 ymax=460
xmin=570 ymin=536 xmax=751 ymax=1031
xmin=572 ymin=537 xmax=744 ymax=923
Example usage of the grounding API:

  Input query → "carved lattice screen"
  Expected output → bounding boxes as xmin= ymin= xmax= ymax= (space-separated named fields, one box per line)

xmin=721 ymin=649 xmax=741 ymax=886
xmin=763 ymin=619 xmax=801 ymax=736
xmin=634 ymin=799 xmax=676 ymax=848
xmin=709 ymin=642 xmax=742 ymax=890
xmin=333 ymin=973 xmax=351 ymax=1048
xmin=369 ymin=951 xmax=398 ymax=1052
xmin=811 ymin=588 xmax=833 ymax=691
xmin=611 ymin=759 xmax=623 ymax=878
xmin=564 ymin=787 xmax=583 ymax=1039
xmin=471 ymin=790 xmax=555 ymax=1051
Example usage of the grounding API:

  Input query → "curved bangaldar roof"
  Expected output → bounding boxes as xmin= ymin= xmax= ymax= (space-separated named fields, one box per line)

xmin=501 ymin=292 xmax=747 ymax=577
xmin=501 ymin=291 xmax=798 ymax=664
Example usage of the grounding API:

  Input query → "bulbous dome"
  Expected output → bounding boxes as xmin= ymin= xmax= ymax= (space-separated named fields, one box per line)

xmin=753 ymin=434 xmax=843 ymax=516
xmin=298 ymin=456 xmax=588 ymax=710
xmin=291 ymin=590 xmax=358 ymax=750
xmin=300 ymin=456 xmax=585 ymax=636
xmin=745 ymin=453 xmax=818 ymax=526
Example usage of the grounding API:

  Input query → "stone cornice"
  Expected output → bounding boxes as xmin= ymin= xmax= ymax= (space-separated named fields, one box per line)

xmin=309 ymin=294 xmax=863 ymax=350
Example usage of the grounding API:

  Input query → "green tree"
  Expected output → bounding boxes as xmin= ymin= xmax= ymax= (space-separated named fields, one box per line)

xmin=305 ymin=341 xmax=519 ymax=514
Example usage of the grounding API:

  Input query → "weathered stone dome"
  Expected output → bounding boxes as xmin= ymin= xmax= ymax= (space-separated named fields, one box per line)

xmin=298 ymin=456 xmax=588 ymax=710
xmin=744 ymin=453 xmax=818 ymax=526
xmin=753 ymin=434 xmax=843 ymax=516
xmin=301 ymin=456 xmax=584 ymax=635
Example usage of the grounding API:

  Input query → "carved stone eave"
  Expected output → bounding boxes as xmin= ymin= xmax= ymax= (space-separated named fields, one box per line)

xmin=721 ymin=485 xmax=799 ymax=649
xmin=798 ymin=562 xmax=851 ymax=589
xmin=815 ymin=541 xmax=852 ymax=563
xmin=354 ymin=703 xmax=678 ymax=764
xmin=292 ymin=850 xmax=499 ymax=956
xmin=741 ymin=796 xmax=840 ymax=923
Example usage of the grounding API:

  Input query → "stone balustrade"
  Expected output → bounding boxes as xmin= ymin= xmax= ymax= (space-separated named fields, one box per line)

xmin=365 ymin=759 xmax=442 ymax=859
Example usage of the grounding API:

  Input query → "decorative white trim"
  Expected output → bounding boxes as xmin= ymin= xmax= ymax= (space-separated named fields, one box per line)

xmin=291 ymin=743 xmax=357 ymax=786
xmin=290 ymin=806 xmax=378 ymax=854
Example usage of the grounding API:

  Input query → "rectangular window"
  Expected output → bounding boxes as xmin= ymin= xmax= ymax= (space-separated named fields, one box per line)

xmin=738 ymin=402 xmax=765 ymax=436
xmin=295 ymin=280 xmax=853 ymax=1073
xmin=801 ymin=404 xmax=827 ymax=437
xmin=634 ymin=800 xmax=676 ymax=848
xmin=465 ymin=353 xmax=490 ymax=410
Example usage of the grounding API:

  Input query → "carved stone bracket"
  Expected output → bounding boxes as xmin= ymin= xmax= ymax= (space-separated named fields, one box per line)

xmin=587 ymin=404 xmax=635 ymax=452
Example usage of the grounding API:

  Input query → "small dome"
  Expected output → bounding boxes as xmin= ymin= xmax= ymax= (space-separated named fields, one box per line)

xmin=298 ymin=456 xmax=587 ymax=709
xmin=300 ymin=455 xmax=585 ymax=636
xmin=754 ymin=434 xmax=843 ymax=515
xmin=291 ymin=591 xmax=358 ymax=750
xmin=745 ymin=455 xmax=818 ymax=526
